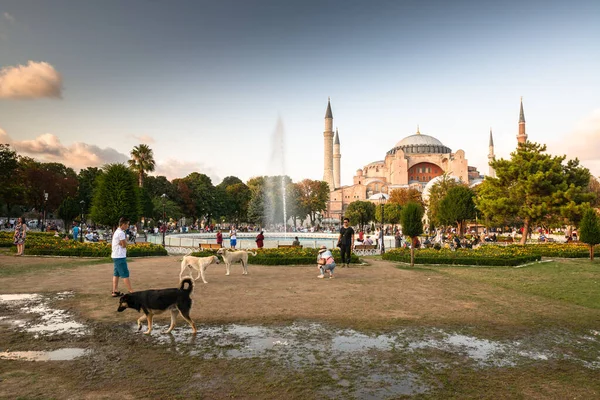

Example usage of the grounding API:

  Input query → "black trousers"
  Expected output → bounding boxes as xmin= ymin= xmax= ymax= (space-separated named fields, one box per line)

xmin=339 ymin=244 xmax=352 ymax=264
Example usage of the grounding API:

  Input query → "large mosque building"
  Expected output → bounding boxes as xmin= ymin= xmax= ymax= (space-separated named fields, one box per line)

xmin=322 ymin=98 xmax=528 ymax=221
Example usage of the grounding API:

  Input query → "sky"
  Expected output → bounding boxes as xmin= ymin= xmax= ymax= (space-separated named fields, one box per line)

xmin=1 ymin=0 xmax=599 ymax=186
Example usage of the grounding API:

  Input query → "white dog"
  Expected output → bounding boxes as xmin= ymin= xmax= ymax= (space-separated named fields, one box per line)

xmin=179 ymin=255 xmax=220 ymax=284
xmin=216 ymin=248 xmax=257 ymax=276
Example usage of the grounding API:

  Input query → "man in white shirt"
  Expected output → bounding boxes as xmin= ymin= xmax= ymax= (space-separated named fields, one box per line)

xmin=111 ymin=217 xmax=133 ymax=297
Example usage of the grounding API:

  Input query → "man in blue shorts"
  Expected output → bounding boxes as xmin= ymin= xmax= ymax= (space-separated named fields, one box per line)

xmin=111 ymin=217 xmax=134 ymax=297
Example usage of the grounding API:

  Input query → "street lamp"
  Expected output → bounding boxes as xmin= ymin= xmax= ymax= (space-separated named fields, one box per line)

xmin=42 ymin=191 xmax=48 ymax=232
xmin=79 ymin=200 xmax=85 ymax=243
xmin=161 ymin=193 xmax=167 ymax=247
xmin=379 ymin=195 xmax=386 ymax=254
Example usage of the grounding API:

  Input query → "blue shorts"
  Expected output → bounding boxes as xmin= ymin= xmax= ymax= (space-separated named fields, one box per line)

xmin=230 ymin=239 xmax=237 ymax=247
xmin=113 ymin=258 xmax=130 ymax=278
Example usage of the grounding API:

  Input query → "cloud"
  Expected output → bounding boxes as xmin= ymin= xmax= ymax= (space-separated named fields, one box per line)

xmin=131 ymin=134 xmax=155 ymax=144
xmin=3 ymin=12 xmax=15 ymax=23
xmin=0 ymin=128 xmax=129 ymax=169
xmin=154 ymin=159 xmax=220 ymax=183
xmin=548 ymin=109 xmax=600 ymax=177
xmin=0 ymin=61 xmax=63 ymax=99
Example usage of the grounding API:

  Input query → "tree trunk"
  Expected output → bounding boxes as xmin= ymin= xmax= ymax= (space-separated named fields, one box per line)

xmin=139 ymin=172 xmax=144 ymax=188
xmin=520 ymin=218 xmax=530 ymax=245
xmin=410 ymin=237 xmax=415 ymax=267
xmin=591 ymin=244 xmax=595 ymax=262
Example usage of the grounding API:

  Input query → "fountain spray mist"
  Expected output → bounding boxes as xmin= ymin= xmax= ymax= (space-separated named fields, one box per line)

xmin=265 ymin=116 xmax=288 ymax=234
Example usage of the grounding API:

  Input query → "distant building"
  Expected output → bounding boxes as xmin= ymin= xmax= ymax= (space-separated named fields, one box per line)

xmin=322 ymin=98 xmax=528 ymax=221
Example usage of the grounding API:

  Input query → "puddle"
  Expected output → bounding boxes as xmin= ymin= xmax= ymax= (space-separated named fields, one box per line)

xmin=0 ymin=291 xmax=87 ymax=337
xmin=0 ymin=348 xmax=90 ymax=361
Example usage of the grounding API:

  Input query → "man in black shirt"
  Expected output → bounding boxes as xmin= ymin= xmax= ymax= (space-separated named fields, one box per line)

xmin=338 ymin=217 xmax=355 ymax=268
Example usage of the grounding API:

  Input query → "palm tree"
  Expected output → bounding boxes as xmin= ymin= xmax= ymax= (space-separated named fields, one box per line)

xmin=128 ymin=144 xmax=156 ymax=188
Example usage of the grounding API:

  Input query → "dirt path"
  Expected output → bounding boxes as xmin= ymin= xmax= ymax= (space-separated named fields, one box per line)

xmin=0 ymin=254 xmax=594 ymax=332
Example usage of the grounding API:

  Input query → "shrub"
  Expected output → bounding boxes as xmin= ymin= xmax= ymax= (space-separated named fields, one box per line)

xmin=0 ymin=231 xmax=166 ymax=257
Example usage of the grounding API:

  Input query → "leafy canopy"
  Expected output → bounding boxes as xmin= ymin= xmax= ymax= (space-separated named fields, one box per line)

xmin=90 ymin=164 xmax=140 ymax=227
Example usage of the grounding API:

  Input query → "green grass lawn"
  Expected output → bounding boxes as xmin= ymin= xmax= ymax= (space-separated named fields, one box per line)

xmin=415 ymin=259 xmax=600 ymax=310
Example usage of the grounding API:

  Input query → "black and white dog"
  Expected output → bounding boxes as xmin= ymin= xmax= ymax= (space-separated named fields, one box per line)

xmin=117 ymin=278 xmax=196 ymax=335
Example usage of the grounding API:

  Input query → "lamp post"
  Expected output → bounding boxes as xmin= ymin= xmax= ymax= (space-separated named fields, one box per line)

xmin=379 ymin=196 xmax=386 ymax=254
xmin=42 ymin=191 xmax=48 ymax=232
xmin=161 ymin=193 xmax=167 ymax=247
xmin=79 ymin=200 xmax=85 ymax=243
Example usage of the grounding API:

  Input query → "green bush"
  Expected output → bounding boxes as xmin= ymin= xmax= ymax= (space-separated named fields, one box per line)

xmin=0 ymin=231 xmax=167 ymax=257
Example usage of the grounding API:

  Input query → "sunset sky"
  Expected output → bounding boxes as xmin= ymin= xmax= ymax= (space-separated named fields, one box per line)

xmin=1 ymin=0 xmax=599 ymax=185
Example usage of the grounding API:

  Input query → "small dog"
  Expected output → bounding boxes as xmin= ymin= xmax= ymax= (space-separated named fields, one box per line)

xmin=117 ymin=278 xmax=196 ymax=335
xmin=216 ymin=248 xmax=257 ymax=276
xmin=180 ymin=254 xmax=220 ymax=283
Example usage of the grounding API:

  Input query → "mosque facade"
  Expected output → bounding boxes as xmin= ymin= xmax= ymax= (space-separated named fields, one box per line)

xmin=322 ymin=98 xmax=528 ymax=221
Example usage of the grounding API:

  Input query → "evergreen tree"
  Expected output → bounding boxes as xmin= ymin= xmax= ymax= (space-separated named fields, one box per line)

xmin=579 ymin=208 xmax=600 ymax=261
xmin=57 ymin=196 xmax=81 ymax=229
xmin=401 ymin=201 xmax=424 ymax=266
xmin=477 ymin=142 xmax=593 ymax=244
xmin=90 ymin=164 xmax=140 ymax=228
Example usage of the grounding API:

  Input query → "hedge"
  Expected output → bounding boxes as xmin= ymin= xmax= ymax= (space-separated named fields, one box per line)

xmin=191 ymin=247 xmax=359 ymax=266
xmin=0 ymin=231 xmax=167 ymax=257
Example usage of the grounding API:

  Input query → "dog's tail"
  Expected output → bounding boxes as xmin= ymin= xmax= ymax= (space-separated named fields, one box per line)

xmin=180 ymin=277 xmax=194 ymax=294
xmin=247 ymin=251 xmax=257 ymax=257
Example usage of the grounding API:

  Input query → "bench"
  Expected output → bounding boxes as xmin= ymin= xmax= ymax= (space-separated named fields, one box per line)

xmin=200 ymin=243 xmax=222 ymax=250
xmin=278 ymin=244 xmax=303 ymax=248
xmin=353 ymin=244 xmax=380 ymax=256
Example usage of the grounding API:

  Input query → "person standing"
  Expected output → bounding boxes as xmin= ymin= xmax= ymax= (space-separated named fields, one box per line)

xmin=230 ymin=227 xmax=237 ymax=249
xmin=337 ymin=217 xmax=355 ymax=268
xmin=395 ymin=230 xmax=402 ymax=248
xmin=111 ymin=217 xmax=133 ymax=297
xmin=255 ymin=230 xmax=265 ymax=249
xmin=13 ymin=217 xmax=27 ymax=256
xmin=292 ymin=236 xmax=301 ymax=246
xmin=72 ymin=224 xmax=80 ymax=241
xmin=216 ymin=230 xmax=223 ymax=247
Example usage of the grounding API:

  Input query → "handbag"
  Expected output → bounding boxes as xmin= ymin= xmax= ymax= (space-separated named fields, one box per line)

xmin=317 ymin=258 xmax=326 ymax=265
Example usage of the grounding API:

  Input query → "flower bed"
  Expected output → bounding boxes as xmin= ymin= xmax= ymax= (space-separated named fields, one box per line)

xmin=0 ymin=231 xmax=167 ymax=257
xmin=191 ymin=247 xmax=359 ymax=266
xmin=383 ymin=243 xmax=600 ymax=266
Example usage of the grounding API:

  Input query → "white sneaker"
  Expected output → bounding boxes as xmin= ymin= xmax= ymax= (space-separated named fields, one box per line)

xmin=317 ymin=274 xmax=324 ymax=279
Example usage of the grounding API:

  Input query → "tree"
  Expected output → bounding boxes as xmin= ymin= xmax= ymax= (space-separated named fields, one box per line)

xmin=152 ymin=196 xmax=183 ymax=222
xmin=77 ymin=167 xmax=104 ymax=214
xmin=345 ymin=200 xmax=376 ymax=231
xmin=57 ymin=196 xmax=81 ymax=228
xmin=425 ymin=174 xmax=462 ymax=228
xmin=389 ymin=188 xmax=423 ymax=206
xmin=579 ymin=208 xmax=600 ymax=261
xmin=476 ymin=142 xmax=593 ymax=244
xmin=248 ymin=184 xmax=267 ymax=226
xmin=181 ymin=172 xmax=216 ymax=223
xmin=90 ymin=164 xmax=140 ymax=228
xmin=0 ymin=144 xmax=23 ymax=215
xmin=438 ymin=186 xmax=476 ymax=236
xmin=296 ymin=179 xmax=329 ymax=226
xmin=375 ymin=202 xmax=403 ymax=231
xmin=128 ymin=144 xmax=156 ymax=188
xmin=401 ymin=202 xmax=424 ymax=266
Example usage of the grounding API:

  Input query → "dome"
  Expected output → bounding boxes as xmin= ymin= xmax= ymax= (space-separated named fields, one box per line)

xmin=368 ymin=193 xmax=389 ymax=201
xmin=395 ymin=133 xmax=444 ymax=148
xmin=387 ymin=130 xmax=452 ymax=156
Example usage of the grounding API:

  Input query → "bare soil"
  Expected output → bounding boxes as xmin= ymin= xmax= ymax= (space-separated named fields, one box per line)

xmin=0 ymin=253 xmax=599 ymax=399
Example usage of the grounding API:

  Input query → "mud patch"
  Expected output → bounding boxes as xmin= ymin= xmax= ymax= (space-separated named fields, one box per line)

xmin=0 ymin=291 xmax=88 ymax=337
xmin=0 ymin=348 xmax=91 ymax=361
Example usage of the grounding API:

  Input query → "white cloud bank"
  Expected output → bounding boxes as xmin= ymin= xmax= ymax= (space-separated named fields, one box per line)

xmin=0 ymin=61 xmax=63 ymax=99
xmin=0 ymin=129 xmax=129 ymax=169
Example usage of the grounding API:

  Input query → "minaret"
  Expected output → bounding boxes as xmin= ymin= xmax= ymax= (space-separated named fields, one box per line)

xmin=488 ymin=128 xmax=496 ymax=178
xmin=333 ymin=128 xmax=341 ymax=189
xmin=517 ymin=97 xmax=527 ymax=145
xmin=323 ymin=98 xmax=335 ymax=191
